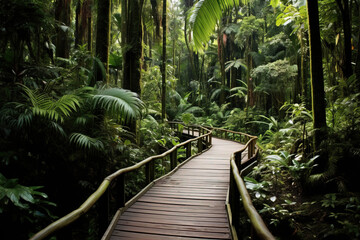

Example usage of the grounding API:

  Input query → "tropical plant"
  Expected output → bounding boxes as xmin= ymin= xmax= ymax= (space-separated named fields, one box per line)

xmin=0 ymin=173 xmax=55 ymax=239
xmin=189 ymin=0 xmax=247 ymax=51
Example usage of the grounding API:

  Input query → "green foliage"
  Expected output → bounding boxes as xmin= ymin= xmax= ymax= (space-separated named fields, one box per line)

xmin=235 ymin=15 xmax=265 ymax=49
xmin=166 ymin=92 xmax=204 ymax=121
xmin=0 ymin=173 xmax=55 ymax=238
xmin=266 ymin=151 xmax=318 ymax=180
xmin=69 ymin=133 xmax=104 ymax=151
xmin=260 ymin=33 xmax=292 ymax=62
xmin=189 ymin=0 xmax=244 ymax=50
xmin=276 ymin=4 xmax=307 ymax=35
xmin=0 ymin=173 xmax=53 ymax=211
xmin=92 ymin=87 xmax=144 ymax=123
xmin=19 ymin=84 xmax=80 ymax=123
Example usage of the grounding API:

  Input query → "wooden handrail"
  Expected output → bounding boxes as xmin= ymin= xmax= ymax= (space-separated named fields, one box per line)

xmin=231 ymin=156 xmax=275 ymax=240
xmin=30 ymin=122 xmax=211 ymax=240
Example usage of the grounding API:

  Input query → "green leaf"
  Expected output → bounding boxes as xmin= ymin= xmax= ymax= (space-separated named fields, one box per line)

xmin=189 ymin=0 xmax=244 ymax=51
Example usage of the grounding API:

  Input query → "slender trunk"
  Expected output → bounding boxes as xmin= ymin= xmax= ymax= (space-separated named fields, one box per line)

xmin=300 ymin=30 xmax=306 ymax=100
xmin=75 ymin=0 xmax=80 ymax=47
xmin=306 ymin=0 xmax=327 ymax=151
xmin=94 ymin=0 xmax=110 ymax=84
xmin=184 ymin=18 xmax=197 ymax=82
xmin=219 ymin=32 xmax=226 ymax=105
xmin=122 ymin=0 xmax=144 ymax=95
xmin=150 ymin=0 xmax=160 ymax=39
xmin=55 ymin=0 xmax=71 ymax=58
xmin=173 ymin=38 xmax=176 ymax=71
xmin=356 ymin=21 xmax=360 ymax=92
xmin=88 ymin=15 xmax=92 ymax=52
xmin=336 ymin=0 xmax=353 ymax=79
xmin=161 ymin=0 xmax=167 ymax=121
xmin=75 ymin=0 xmax=92 ymax=49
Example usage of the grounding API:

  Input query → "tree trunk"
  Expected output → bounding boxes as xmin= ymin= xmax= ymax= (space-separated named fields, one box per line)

xmin=75 ymin=0 xmax=92 ymax=49
xmin=306 ymin=0 xmax=327 ymax=151
xmin=161 ymin=0 xmax=167 ymax=121
xmin=184 ymin=0 xmax=198 ymax=85
xmin=122 ymin=0 xmax=144 ymax=95
xmin=55 ymin=0 xmax=71 ymax=58
xmin=219 ymin=33 xmax=226 ymax=105
xmin=336 ymin=0 xmax=353 ymax=79
xmin=94 ymin=0 xmax=111 ymax=84
xmin=150 ymin=0 xmax=160 ymax=39
xmin=356 ymin=20 xmax=360 ymax=92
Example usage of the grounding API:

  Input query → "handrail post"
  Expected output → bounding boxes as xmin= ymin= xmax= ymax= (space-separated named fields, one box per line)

xmin=170 ymin=149 xmax=177 ymax=170
xmin=145 ymin=160 xmax=155 ymax=184
xmin=198 ymin=137 xmax=203 ymax=152
xmin=186 ymin=142 xmax=191 ymax=159
xmin=248 ymin=139 xmax=255 ymax=159
xmin=229 ymin=164 xmax=240 ymax=236
xmin=119 ymin=174 xmax=125 ymax=208
xmin=235 ymin=152 xmax=242 ymax=169
xmin=99 ymin=188 xmax=110 ymax=235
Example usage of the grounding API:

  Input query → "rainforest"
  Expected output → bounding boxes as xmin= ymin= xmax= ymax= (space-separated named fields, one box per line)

xmin=1 ymin=0 xmax=360 ymax=239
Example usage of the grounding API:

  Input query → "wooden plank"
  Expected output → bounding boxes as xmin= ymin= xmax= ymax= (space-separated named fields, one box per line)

xmin=110 ymin=231 xmax=200 ymax=240
xmin=125 ymin=208 xmax=227 ymax=218
xmin=121 ymin=211 xmax=228 ymax=223
xmin=147 ymin=189 xmax=227 ymax=196
xmin=117 ymin=219 xmax=230 ymax=233
xmin=130 ymin=202 xmax=226 ymax=214
xmin=137 ymin=196 xmax=225 ymax=207
xmin=114 ymin=224 xmax=231 ymax=239
xmin=118 ymin=214 xmax=229 ymax=228
xmin=143 ymin=193 xmax=226 ymax=201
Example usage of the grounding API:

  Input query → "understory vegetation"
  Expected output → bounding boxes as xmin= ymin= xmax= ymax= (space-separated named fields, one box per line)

xmin=1 ymin=0 xmax=360 ymax=239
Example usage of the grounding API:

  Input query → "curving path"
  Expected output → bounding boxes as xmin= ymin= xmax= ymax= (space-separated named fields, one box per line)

xmin=107 ymin=137 xmax=244 ymax=240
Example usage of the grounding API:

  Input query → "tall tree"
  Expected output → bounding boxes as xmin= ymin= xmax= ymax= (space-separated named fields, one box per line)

xmin=336 ymin=0 xmax=353 ymax=79
xmin=161 ymin=0 xmax=167 ymax=121
xmin=121 ymin=0 xmax=144 ymax=95
xmin=75 ymin=0 xmax=92 ymax=50
xmin=94 ymin=0 xmax=111 ymax=84
xmin=306 ymin=0 xmax=327 ymax=151
xmin=55 ymin=0 xmax=71 ymax=58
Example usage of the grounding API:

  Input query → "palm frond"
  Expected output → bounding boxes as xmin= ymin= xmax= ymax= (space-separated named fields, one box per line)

xmin=184 ymin=106 xmax=204 ymax=115
xmin=189 ymin=0 xmax=246 ymax=50
xmin=19 ymin=84 xmax=80 ymax=123
xmin=225 ymin=59 xmax=248 ymax=72
xmin=69 ymin=133 xmax=104 ymax=150
xmin=48 ymin=121 xmax=67 ymax=138
xmin=210 ymin=88 xmax=222 ymax=101
xmin=92 ymin=87 xmax=144 ymax=124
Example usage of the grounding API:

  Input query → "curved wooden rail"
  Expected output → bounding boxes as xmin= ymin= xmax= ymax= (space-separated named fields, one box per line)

xmin=30 ymin=122 xmax=211 ymax=240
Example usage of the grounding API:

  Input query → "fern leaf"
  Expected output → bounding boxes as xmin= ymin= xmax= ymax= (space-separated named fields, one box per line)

xmin=69 ymin=133 xmax=104 ymax=150
xmin=92 ymin=88 xmax=144 ymax=123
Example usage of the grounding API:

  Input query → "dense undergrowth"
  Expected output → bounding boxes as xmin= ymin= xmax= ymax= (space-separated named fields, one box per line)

xmin=2 ymin=0 xmax=360 ymax=239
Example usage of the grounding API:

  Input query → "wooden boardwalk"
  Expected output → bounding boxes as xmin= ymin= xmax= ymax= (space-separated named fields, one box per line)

xmin=108 ymin=138 xmax=244 ymax=240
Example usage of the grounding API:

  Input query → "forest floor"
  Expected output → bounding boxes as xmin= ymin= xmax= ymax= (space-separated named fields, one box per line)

xmin=243 ymin=167 xmax=360 ymax=240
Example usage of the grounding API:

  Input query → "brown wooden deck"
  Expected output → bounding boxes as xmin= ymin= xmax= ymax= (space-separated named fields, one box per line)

xmin=107 ymin=138 xmax=244 ymax=240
